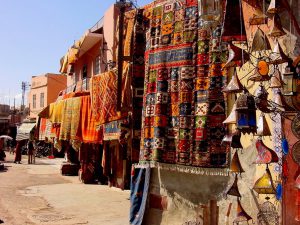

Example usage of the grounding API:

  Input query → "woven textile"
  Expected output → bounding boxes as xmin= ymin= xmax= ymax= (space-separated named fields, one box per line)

xmin=49 ymin=100 xmax=64 ymax=124
xmin=76 ymin=96 xmax=103 ymax=144
xmin=124 ymin=10 xmax=136 ymax=57
xmin=38 ymin=118 xmax=47 ymax=141
xmin=131 ymin=9 xmax=147 ymax=163
xmin=45 ymin=119 xmax=53 ymax=139
xmin=139 ymin=0 xmax=228 ymax=167
xmin=129 ymin=165 xmax=151 ymax=225
xmin=140 ymin=0 xmax=197 ymax=165
xmin=90 ymin=68 xmax=129 ymax=125
xmin=59 ymin=97 xmax=81 ymax=141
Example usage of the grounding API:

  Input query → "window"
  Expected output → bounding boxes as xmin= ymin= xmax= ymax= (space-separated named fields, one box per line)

xmin=32 ymin=94 xmax=36 ymax=109
xmin=82 ymin=64 xmax=88 ymax=79
xmin=40 ymin=93 xmax=44 ymax=108
xmin=74 ymin=72 xmax=79 ymax=83
xmin=94 ymin=55 xmax=101 ymax=75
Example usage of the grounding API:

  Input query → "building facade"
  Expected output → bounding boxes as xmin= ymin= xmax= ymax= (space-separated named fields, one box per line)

xmin=0 ymin=104 xmax=10 ymax=135
xmin=28 ymin=73 xmax=67 ymax=120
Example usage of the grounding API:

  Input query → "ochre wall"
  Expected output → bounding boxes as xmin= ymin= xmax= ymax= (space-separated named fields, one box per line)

xmin=47 ymin=74 xmax=67 ymax=103
xmin=28 ymin=74 xmax=66 ymax=119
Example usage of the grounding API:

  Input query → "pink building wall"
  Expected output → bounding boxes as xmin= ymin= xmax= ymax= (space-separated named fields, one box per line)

xmin=103 ymin=4 xmax=118 ymax=64
xmin=67 ymin=4 xmax=118 ymax=88
xmin=67 ymin=42 xmax=102 ymax=87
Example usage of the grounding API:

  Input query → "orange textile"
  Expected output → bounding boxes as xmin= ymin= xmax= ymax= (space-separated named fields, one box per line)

xmin=76 ymin=96 xmax=103 ymax=143
xmin=63 ymin=91 xmax=90 ymax=100
xmin=62 ymin=92 xmax=76 ymax=99
xmin=39 ymin=118 xmax=47 ymax=140
xmin=90 ymin=69 xmax=129 ymax=125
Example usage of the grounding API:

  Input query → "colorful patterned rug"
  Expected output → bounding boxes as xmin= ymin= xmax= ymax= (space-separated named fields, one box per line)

xmin=90 ymin=68 xmax=130 ymax=126
xmin=139 ymin=0 xmax=228 ymax=167
xmin=59 ymin=97 xmax=81 ymax=141
xmin=131 ymin=8 xmax=147 ymax=163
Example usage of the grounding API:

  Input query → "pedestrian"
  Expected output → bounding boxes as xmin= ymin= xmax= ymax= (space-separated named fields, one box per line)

xmin=14 ymin=140 xmax=24 ymax=164
xmin=27 ymin=140 xmax=35 ymax=164
xmin=0 ymin=138 xmax=6 ymax=161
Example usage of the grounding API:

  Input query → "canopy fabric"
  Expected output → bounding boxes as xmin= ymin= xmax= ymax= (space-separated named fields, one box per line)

xmin=59 ymin=32 xmax=102 ymax=74
xmin=16 ymin=122 xmax=36 ymax=141
xmin=38 ymin=105 xmax=51 ymax=118
xmin=60 ymin=54 xmax=69 ymax=74
xmin=68 ymin=47 xmax=79 ymax=64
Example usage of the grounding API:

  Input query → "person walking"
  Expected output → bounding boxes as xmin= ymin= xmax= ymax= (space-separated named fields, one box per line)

xmin=0 ymin=138 xmax=6 ymax=161
xmin=27 ymin=140 xmax=35 ymax=164
xmin=14 ymin=140 xmax=24 ymax=164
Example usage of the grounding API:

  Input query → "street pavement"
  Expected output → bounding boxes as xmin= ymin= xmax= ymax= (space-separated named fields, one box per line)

xmin=0 ymin=153 xmax=130 ymax=225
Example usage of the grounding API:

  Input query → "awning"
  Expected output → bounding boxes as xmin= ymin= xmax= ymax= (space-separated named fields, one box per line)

xmin=0 ymin=116 xmax=9 ymax=124
xmin=78 ymin=32 xmax=103 ymax=57
xmin=16 ymin=122 xmax=36 ymax=141
xmin=38 ymin=105 xmax=51 ymax=118
xmin=59 ymin=32 xmax=103 ymax=74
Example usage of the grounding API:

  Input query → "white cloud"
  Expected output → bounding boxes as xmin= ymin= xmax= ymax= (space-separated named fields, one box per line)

xmin=15 ymin=93 xmax=22 ymax=99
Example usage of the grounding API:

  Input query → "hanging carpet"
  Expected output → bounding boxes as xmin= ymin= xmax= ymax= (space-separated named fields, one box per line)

xmin=90 ymin=65 xmax=130 ymax=126
xmin=76 ymin=95 xmax=103 ymax=144
xmin=59 ymin=97 xmax=81 ymax=141
xmin=139 ymin=0 xmax=228 ymax=167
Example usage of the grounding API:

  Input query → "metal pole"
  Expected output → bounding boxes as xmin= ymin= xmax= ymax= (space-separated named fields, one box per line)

xmin=21 ymin=82 xmax=25 ymax=111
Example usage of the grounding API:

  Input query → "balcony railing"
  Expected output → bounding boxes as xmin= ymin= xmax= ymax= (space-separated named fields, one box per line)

xmin=90 ymin=17 xmax=104 ymax=33
xmin=65 ymin=77 xmax=90 ymax=94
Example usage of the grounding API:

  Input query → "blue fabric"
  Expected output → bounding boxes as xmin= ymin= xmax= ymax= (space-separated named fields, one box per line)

xmin=129 ymin=165 xmax=151 ymax=225
xmin=282 ymin=138 xmax=289 ymax=155
xmin=276 ymin=183 xmax=282 ymax=200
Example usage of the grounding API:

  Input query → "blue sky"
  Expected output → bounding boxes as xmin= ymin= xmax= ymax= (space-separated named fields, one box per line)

xmin=0 ymin=0 xmax=152 ymax=106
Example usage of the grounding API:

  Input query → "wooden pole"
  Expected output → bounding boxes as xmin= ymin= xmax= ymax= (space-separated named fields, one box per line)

xmin=117 ymin=1 xmax=126 ymax=111
xmin=203 ymin=205 xmax=210 ymax=225
xmin=210 ymin=199 xmax=218 ymax=225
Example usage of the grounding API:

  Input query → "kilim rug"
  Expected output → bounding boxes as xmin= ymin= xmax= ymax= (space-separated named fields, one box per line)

xmin=59 ymin=97 xmax=81 ymax=141
xmin=76 ymin=95 xmax=103 ymax=144
xmin=131 ymin=8 xmax=147 ymax=163
xmin=139 ymin=0 xmax=229 ymax=167
xmin=90 ymin=67 xmax=130 ymax=125
xmin=49 ymin=100 xmax=64 ymax=124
